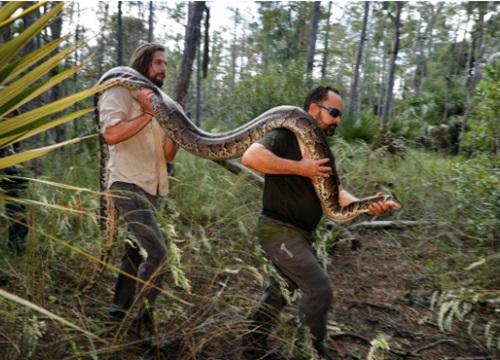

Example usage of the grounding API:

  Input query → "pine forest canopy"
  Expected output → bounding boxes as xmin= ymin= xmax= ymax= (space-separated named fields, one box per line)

xmin=44 ymin=1 xmax=500 ymax=156
xmin=2 ymin=1 xmax=500 ymax=158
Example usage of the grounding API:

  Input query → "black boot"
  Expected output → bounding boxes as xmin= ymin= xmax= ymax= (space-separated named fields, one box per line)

xmin=313 ymin=340 xmax=332 ymax=360
xmin=242 ymin=324 xmax=269 ymax=359
xmin=134 ymin=305 xmax=155 ymax=337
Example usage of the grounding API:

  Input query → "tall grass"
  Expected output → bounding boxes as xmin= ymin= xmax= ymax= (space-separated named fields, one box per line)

xmin=1 ymin=139 xmax=499 ymax=358
xmin=0 ymin=146 xmax=269 ymax=359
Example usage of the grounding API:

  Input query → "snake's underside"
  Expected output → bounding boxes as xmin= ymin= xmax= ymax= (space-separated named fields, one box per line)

xmin=80 ymin=66 xmax=402 ymax=294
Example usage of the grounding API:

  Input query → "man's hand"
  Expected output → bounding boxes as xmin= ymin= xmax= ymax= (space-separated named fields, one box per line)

xmin=103 ymin=89 xmax=155 ymax=145
xmin=242 ymin=143 xmax=331 ymax=178
xmin=299 ymin=147 xmax=332 ymax=182
xmin=137 ymin=88 xmax=154 ymax=115
xmin=367 ymin=192 xmax=396 ymax=216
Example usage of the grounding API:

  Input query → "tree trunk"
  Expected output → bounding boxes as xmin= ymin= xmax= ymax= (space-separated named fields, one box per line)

xmin=230 ymin=9 xmax=239 ymax=91
xmin=421 ymin=4 xmax=437 ymax=81
xmin=321 ymin=1 xmax=332 ymax=80
xmin=456 ymin=10 xmax=471 ymax=77
xmin=376 ymin=41 xmax=388 ymax=117
xmin=48 ymin=2 xmax=64 ymax=144
xmin=117 ymin=1 xmax=123 ymax=66
xmin=380 ymin=2 xmax=402 ymax=132
xmin=306 ymin=1 xmax=321 ymax=77
xmin=458 ymin=5 xmax=486 ymax=155
xmin=195 ymin=38 xmax=201 ymax=126
xmin=175 ymin=1 xmax=205 ymax=108
xmin=21 ymin=2 xmax=37 ymax=58
xmin=359 ymin=15 xmax=372 ymax=115
xmin=148 ymin=1 xmax=154 ymax=43
xmin=21 ymin=2 xmax=41 ymax=148
xmin=443 ymin=19 xmax=461 ymax=124
xmin=411 ymin=16 xmax=423 ymax=94
xmin=202 ymin=7 xmax=210 ymax=79
xmin=97 ymin=2 xmax=109 ymax=80
xmin=348 ymin=1 xmax=369 ymax=117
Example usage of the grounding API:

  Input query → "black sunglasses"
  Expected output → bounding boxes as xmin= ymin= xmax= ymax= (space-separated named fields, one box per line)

xmin=315 ymin=103 xmax=342 ymax=118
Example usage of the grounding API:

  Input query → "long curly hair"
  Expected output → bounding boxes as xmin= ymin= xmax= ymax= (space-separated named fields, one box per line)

xmin=128 ymin=43 xmax=166 ymax=78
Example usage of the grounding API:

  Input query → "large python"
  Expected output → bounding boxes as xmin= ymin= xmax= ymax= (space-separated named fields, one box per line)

xmin=81 ymin=67 xmax=402 ymax=294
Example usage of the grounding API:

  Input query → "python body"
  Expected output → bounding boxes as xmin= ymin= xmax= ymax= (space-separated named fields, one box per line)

xmin=82 ymin=66 xmax=401 ymax=294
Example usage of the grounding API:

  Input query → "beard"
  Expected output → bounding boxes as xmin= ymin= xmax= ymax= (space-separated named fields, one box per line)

xmin=315 ymin=112 xmax=337 ymax=136
xmin=151 ymin=76 xmax=164 ymax=87
xmin=323 ymin=126 xmax=336 ymax=137
xmin=149 ymin=72 xmax=165 ymax=87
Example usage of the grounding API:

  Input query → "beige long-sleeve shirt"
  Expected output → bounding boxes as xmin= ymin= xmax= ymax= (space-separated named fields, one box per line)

xmin=99 ymin=86 xmax=169 ymax=196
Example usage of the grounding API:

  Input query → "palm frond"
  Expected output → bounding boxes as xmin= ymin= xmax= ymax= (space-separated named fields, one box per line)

xmin=0 ymin=36 xmax=69 ymax=85
xmin=0 ymin=2 xmax=64 ymax=67
xmin=0 ymin=135 xmax=96 ymax=171
xmin=0 ymin=41 xmax=87 ymax=116
xmin=0 ymin=2 xmax=46 ymax=27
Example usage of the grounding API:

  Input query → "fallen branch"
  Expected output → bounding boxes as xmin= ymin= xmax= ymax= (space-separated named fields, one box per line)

xmin=330 ymin=333 xmax=462 ymax=359
xmin=348 ymin=300 xmax=401 ymax=314
xmin=213 ymin=159 xmax=264 ymax=188
xmin=326 ymin=219 xmax=440 ymax=230
xmin=214 ymin=160 xmax=428 ymax=232
xmin=389 ymin=338 xmax=458 ymax=358
xmin=330 ymin=332 xmax=371 ymax=345
xmin=446 ymin=357 xmax=493 ymax=360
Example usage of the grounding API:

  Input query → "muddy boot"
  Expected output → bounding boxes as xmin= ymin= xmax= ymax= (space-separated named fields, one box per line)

xmin=134 ymin=305 xmax=155 ymax=337
xmin=242 ymin=329 xmax=268 ymax=358
xmin=313 ymin=340 xmax=332 ymax=360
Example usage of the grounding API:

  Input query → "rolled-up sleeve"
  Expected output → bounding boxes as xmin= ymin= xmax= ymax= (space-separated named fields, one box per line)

xmin=98 ymin=86 xmax=131 ymax=133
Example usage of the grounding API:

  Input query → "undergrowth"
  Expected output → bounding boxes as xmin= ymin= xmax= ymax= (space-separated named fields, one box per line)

xmin=0 ymin=140 xmax=499 ymax=358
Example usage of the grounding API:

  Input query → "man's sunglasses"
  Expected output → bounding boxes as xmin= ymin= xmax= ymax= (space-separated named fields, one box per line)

xmin=315 ymin=103 xmax=342 ymax=118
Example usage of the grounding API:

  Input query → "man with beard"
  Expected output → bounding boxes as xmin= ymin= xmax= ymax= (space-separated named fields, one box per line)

xmin=241 ymin=86 xmax=394 ymax=359
xmin=98 ymin=43 xmax=177 ymax=328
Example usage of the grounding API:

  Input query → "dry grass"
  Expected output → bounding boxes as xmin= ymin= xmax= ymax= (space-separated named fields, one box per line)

xmin=1 ymin=149 xmax=499 ymax=359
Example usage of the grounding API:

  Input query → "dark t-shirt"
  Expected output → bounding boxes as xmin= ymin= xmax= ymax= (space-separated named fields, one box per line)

xmin=258 ymin=128 xmax=339 ymax=232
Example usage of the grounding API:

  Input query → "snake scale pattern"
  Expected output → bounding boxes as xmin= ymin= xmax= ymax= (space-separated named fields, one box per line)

xmin=81 ymin=66 xmax=402 ymax=294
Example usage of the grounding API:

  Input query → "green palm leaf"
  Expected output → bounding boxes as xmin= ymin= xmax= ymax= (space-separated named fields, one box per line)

xmin=0 ymin=40 xmax=84 ymax=116
xmin=0 ymin=2 xmax=46 ymax=26
xmin=0 ymin=135 xmax=96 ymax=171
xmin=0 ymin=2 xmax=64 ymax=67
xmin=0 ymin=1 xmax=118 ymax=158
xmin=0 ymin=36 xmax=69 ymax=85
xmin=0 ymin=1 xmax=111 ymax=190
xmin=0 ymin=82 xmax=112 ymax=149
